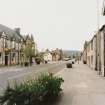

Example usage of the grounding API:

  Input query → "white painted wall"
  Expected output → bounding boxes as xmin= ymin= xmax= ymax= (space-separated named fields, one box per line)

xmin=44 ymin=53 xmax=52 ymax=61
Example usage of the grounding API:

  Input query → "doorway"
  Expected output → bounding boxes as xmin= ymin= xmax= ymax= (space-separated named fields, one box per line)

xmin=5 ymin=55 xmax=8 ymax=66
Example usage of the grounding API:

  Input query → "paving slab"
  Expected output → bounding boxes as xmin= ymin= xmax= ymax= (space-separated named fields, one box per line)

xmin=55 ymin=62 xmax=105 ymax=105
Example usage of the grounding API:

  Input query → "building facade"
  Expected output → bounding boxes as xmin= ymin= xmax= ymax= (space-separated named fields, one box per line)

xmin=0 ymin=24 xmax=37 ymax=66
xmin=82 ymin=36 xmax=96 ymax=70
xmin=51 ymin=49 xmax=63 ymax=61
xmin=43 ymin=50 xmax=52 ymax=62
xmin=82 ymin=25 xmax=105 ymax=76
xmin=96 ymin=25 xmax=105 ymax=76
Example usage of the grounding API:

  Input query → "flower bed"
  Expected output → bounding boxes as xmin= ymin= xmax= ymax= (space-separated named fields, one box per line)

xmin=0 ymin=73 xmax=64 ymax=105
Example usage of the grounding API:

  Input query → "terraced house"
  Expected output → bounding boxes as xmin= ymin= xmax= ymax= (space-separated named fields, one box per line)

xmin=82 ymin=25 xmax=105 ymax=76
xmin=82 ymin=35 xmax=96 ymax=70
xmin=0 ymin=24 xmax=37 ymax=66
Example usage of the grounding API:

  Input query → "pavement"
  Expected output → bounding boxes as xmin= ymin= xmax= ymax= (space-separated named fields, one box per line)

xmin=55 ymin=62 xmax=105 ymax=105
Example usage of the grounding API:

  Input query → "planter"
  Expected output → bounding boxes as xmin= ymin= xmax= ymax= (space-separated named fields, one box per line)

xmin=24 ymin=62 xmax=29 ymax=66
xmin=83 ymin=61 xmax=86 ymax=64
xmin=35 ymin=57 xmax=42 ymax=65
xmin=72 ymin=61 xmax=74 ymax=64
xmin=36 ymin=61 xmax=40 ymax=65
xmin=45 ymin=60 xmax=48 ymax=64
xmin=35 ymin=60 xmax=41 ymax=65
xmin=66 ymin=63 xmax=72 ymax=68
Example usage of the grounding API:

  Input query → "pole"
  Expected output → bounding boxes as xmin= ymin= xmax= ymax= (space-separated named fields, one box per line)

xmin=96 ymin=0 xmax=101 ymax=75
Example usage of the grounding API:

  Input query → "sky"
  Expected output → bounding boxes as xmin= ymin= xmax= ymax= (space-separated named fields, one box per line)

xmin=0 ymin=0 xmax=104 ymax=51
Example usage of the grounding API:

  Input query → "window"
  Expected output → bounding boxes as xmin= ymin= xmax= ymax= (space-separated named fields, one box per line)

xmin=91 ymin=40 xmax=93 ymax=50
xmin=91 ymin=55 xmax=93 ymax=65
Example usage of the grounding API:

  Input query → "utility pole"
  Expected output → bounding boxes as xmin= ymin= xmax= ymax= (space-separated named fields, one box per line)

xmin=96 ymin=0 xmax=101 ymax=75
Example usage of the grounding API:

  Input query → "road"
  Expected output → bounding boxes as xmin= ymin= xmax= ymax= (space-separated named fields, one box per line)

xmin=0 ymin=61 xmax=67 ymax=92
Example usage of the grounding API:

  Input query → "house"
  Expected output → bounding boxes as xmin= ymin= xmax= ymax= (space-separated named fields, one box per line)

xmin=22 ymin=34 xmax=38 ymax=64
xmin=0 ymin=24 xmax=37 ymax=66
xmin=51 ymin=48 xmax=63 ymax=61
xmin=82 ymin=25 xmax=105 ymax=76
xmin=82 ymin=35 xmax=97 ymax=70
xmin=0 ymin=24 xmax=23 ymax=66
xmin=87 ymin=36 xmax=96 ymax=69
xmin=43 ymin=49 xmax=52 ymax=62
xmin=96 ymin=25 xmax=105 ymax=76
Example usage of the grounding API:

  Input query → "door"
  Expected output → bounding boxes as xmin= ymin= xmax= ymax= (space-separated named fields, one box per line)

xmin=5 ymin=55 xmax=8 ymax=66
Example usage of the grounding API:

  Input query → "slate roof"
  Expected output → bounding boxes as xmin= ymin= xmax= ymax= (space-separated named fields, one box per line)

xmin=99 ymin=24 xmax=105 ymax=31
xmin=0 ymin=24 xmax=23 ymax=42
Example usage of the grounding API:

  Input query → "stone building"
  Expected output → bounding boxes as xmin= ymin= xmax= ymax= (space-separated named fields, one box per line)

xmin=22 ymin=34 xmax=37 ymax=63
xmin=87 ymin=36 xmax=96 ymax=70
xmin=82 ymin=25 xmax=105 ymax=76
xmin=96 ymin=25 xmax=105 ymax=76
xmin=0 ymin=24 xmax=37 ymax=66
xmin=51 ymin=48 xmax=63 ymax=61
xmin=82 ymin=35 xmax=97 ymax=70
xmin=0 ymin=25 xmax=23 ymax=66
xmin=43 ymin=49 xmax=52 ymax=62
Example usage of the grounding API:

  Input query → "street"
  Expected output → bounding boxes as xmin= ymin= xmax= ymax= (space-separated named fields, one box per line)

xmin=0 ymin=61 xmax=67 ymax=92
xmin=55 ymin=62 xmax=105 ymax=105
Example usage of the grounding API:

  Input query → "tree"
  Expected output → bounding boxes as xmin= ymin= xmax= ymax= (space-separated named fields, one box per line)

xmin=24 ymin=44 xmax=35 ymax=65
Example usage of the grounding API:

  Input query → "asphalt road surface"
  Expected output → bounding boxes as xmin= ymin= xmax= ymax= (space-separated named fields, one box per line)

xmin=0 ymin=61 xmax=68 ymax=92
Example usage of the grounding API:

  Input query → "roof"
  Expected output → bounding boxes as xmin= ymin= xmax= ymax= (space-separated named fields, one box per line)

xmin=99 ymin=24 xmax=105 ymax=31
xmin=0 ymin=24 xmax=23 ymax=42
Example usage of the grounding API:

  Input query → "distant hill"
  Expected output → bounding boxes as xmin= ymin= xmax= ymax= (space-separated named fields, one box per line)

xmin=63 ymin=50 xmax=81 ymax=58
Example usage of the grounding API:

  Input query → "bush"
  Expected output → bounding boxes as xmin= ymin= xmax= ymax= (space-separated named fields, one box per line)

xmin=66 ymin=63 xmax=72 ymax=68
xmin=83 ymin=60 xmax=86 ymax=64
xmin=35 ymin=57 xmax=42 ymax=65
xmin=0 ymin=73 xmax=64 ymax=105
xmin=24 ymin=62 xmax=29 ymax=66
xmin=72 ymin=61 xmax=74 ymax=64
xmin=45 ymin=61 xmax=48 ymax=64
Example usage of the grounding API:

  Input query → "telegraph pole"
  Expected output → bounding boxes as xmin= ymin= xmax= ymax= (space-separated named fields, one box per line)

xmin=96 ymin=0 xmax=101 ymax=75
